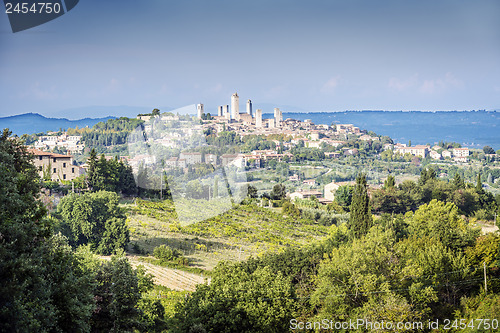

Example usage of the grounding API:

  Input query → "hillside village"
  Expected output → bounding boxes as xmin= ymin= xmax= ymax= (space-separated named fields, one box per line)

xmin=26 ymin=95 xmax=497 ymax=196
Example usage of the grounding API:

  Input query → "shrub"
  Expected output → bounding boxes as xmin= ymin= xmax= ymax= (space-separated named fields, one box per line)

xmin=474 ymin=208 xmax=494 ymax=221
xmin=153 ymin=244 xmax=181 ymax=263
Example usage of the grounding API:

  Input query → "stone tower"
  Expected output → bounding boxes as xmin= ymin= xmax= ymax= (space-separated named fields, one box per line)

xmin=255 ymin=109 xmax=263 ymax=128
xmin=197 ymin=103 xmax=204 ymax=119
xmin=274 ymin=107 xmax=282 ymax=125
xmin=218 ymin=105 xmax=223 ymax=117
xmin=231 ymin=92 xmax=239 ymax=121
xmin=246 ymin=99 xmax=252 ymax=116
xmin=223 ymin=105 xmax=230 ymax=120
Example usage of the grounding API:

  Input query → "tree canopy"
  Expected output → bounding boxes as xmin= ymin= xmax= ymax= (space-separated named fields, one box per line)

xmin=57 ymin=191 xmax=130 ymax=255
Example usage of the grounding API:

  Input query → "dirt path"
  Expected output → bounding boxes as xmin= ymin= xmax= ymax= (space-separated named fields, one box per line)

xmin=100 ymin=255 xmax=209 ymax=291
xmin=480 ymin=223 xmax=499 ymax=235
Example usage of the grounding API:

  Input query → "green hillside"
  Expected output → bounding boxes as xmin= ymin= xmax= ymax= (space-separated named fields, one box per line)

xmin=125 ymin=199 xmax=330 ymax=270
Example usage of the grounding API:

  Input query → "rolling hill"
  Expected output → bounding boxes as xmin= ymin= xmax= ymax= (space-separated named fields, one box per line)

xmin=0 ymin=113 xmax=115 ymax=135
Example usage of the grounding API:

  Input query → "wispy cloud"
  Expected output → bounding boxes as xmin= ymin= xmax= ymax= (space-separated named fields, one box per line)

xmin=20 ymin=82 xmax=59 ymax=100
xmin=320 ymin=76 xmax=341 ymax=94
xmin=265 ymin=85 xmax=288 ymax=99
xmin=206 ymin=83 xmax=223 ymax=94
xmin=106 ymin=78 xmax=121 ymax=92
xmin=388 ymin=74 xmax=419 ymax=91
xmin=388 ymin=72 xmax=464 ymax=94
xmin=419 ymin=72 xmax=463 ymax=94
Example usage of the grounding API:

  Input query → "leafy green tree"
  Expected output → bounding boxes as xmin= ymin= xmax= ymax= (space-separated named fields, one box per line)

xmin=119 ymin=161 xmax=138 ymax=195
xmin=57 ymin=191 xmax=130 ymax=254
xmin=87 ymin=151 xmax=137 ymax=195
xmin=418 ymin=167 xmax=436 ymax=186
xmin=0 ymin=129 xmax=95 ymax=332
xmin=270 ymin=183 xmax=286 ymax=200
xmin=465 ymin=233 xmax=500 ymax=269
xmin=153 ymin=244 xmax=182 ymax=263
xmin=349 ymin=174 xmax=372 ymax=238
xmin=334 ymin=185 xmax=353 ymax=210
xmin=375 ymin=213 xmax=408 ymax=240
xmin=247 ymin=184 xmax=258 ymax=199
xmin=96 ymin=154 xmax=113 ymax=191
xmin=371 ymin=187 xmax=414 ymax=215
xmin=138 ymin=297 xmax=166 ymax=332
xmin=452 ymin=188 xmax=479 ymax=216
xmin=452 ymin=172 xmax=465 ymax=189
xmin=384 ymin=174 xmax=395 ymax=189
xmin=172 ymin=263 xmax=296 ymax=333
xmin=483 ymin=146 xmax=495 ymax=154
xmin=394 ymin=235 xmax=468 ymax=316
xmin=457 ymin=294 xmax=500 ymax=332
xmin=312 ymin=228 xmax=405 ymax=321
xmin=90 ymin=256 xmax=153 ymax=332
xmin=406 ymin=199 xmax=479 ymax=251
xmin=282 ymin=201 xmax=300 ymax=217
xmin=186 ymin=179 xmax=204 ymax=199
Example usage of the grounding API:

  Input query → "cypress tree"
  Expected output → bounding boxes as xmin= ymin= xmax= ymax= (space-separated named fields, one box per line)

xmin=349 ymin=174 xmax=372 ymax=238
xmin=86 ymin=148 xmax=98 ymax=191
xmin=476 ymin=174 xmax=483 ymax=193
xmin=452 ymin=172 xmax=465 ymax=189
xmin=384 ymin=175 xmax=395 ymax=190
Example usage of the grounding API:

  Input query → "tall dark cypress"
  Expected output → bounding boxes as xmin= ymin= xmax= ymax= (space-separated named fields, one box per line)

xmin=476 ymin=173 xmax=483 ymax=193
xmin=86 ymin=148 xmax=98 ymax=191
xmin=349 ymin=174 xmax=372 ymax=238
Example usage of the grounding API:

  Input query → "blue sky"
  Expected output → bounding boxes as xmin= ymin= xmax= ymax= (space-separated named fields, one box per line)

xmin=0 ymin=0 xmax=499 ymax=118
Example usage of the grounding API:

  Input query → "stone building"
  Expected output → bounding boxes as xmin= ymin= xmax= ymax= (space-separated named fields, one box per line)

xmin=29 ymin=148 xmax=79 ymax=182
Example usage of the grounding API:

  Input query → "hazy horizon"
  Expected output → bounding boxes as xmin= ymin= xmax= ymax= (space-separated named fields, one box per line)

xmin=1 ymin=0 xmax=499 ymax=118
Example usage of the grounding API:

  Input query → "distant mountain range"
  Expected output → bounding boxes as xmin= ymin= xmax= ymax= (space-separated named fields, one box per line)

xmin=0 ymin=113 xmax=115 ymax=136
xmin=48 ymin=105 xmax=170 ymax=119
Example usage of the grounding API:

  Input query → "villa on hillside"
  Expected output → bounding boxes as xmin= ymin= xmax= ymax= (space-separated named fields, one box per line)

xmin=289 ymin=190 xmax=323 ymax=201
xmin=394 ymin=145 xmax=429 ymax=158
xmin=452 ymin=148 xmax=470 ymax=157
xmin=29 ymin=148 xmax=81 ymax=182
xmin=324 ymin=182 xmax=340 ymax=201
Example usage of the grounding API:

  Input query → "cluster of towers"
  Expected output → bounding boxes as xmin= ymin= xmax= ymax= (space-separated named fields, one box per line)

xmin=198 ymin=92 xmax=282 ymax=129
xmin=215 ymin=93 xmax=254 ymax=122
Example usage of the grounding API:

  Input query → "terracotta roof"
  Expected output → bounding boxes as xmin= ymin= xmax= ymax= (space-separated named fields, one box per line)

xmin=27 ymin=148 xmax=72 ymax=158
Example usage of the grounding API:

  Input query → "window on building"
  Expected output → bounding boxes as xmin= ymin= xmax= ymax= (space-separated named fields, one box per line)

xmin=72 ymin=167 xmax=75 ymax=173
xmin=63 ymin=174 xmax=66 ymax=180
xmin=53 ymin=168 xmax=56 ymax=173
xmin=53 ymin=158 xmax=56 ymax=163
xmin=39 ymin=166 xmax=42 ymax=171
xmin=39 ymin=156 xmax=42 ymax=160
xmin=63 ymin=163 xmax=66 ymax=168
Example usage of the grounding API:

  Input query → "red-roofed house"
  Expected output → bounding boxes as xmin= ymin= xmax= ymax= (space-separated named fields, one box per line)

xmin=29 ymin=149 xmax=78 ymax=182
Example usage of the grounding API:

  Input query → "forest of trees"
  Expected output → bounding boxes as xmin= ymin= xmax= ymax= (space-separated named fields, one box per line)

xmin=66 ymin=117 xmax=145 ymax=149
xmin=172 ymin=208 xmax=500 ymax=332
xmin=86 ymin=148 xmax=137 ymax=195
xmin=2 ymin=125 xmax=500 ymax=332
xmin=0 ymin=130 xmax=164 ymax=332
xmin=370 ymin=167 xmax=500 ymax=220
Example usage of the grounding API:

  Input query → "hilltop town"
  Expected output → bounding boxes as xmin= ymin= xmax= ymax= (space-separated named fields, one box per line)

xmin=26 ymin=93 xmax=499 ymax=200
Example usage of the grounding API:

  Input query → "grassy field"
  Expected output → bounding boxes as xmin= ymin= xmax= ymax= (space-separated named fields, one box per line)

xmin=124 ymin=199 xmax=330 ymax=271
